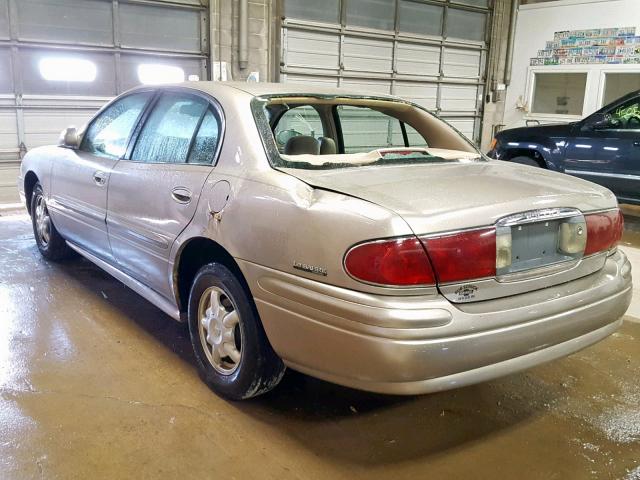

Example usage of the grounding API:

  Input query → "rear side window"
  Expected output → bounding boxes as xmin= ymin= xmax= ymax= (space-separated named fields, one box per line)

xmin=188 ymin=109 xmax=220 ymax=164
xmin=131 ymin=92 xmax=209 ymax=164
xmin=81 ymin=91 xmax=152 ymax=158
xmin=337 ymin=105 xmax=428 ymax=153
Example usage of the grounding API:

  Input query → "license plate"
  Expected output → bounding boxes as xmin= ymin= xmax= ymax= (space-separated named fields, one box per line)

xmin=496 ymin=210 xmax=586 ymax=277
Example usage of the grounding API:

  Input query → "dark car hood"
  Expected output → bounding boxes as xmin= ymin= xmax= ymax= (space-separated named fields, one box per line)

xmin=498 ymin=122 xmax=576 ymax=140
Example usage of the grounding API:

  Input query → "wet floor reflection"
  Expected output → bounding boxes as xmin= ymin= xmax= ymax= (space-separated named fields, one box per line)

xmin=0 ymin=214 xmax=639 ymax=479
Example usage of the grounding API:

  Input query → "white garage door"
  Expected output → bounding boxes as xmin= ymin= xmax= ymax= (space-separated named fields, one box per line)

xmin=280 ymin=0 xmax=489 ymax=145
xmin=0 ymin=0 xmax=208 ymax=203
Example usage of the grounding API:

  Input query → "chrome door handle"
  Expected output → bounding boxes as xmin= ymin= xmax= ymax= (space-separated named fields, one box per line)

xmin=93 ymin=171 xmax=107 ymax=186
xmin=171 ymin=187 xmax=192 ymax=204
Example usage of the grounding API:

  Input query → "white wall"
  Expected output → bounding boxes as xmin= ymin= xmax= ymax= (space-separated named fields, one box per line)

xmin=504 ymin=0 xmax=640 ymax=129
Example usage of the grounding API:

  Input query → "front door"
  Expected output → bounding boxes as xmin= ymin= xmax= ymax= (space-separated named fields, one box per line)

xmin=49 ymin=91 xmax=153 ymax=261
xmin=565 ymin=96 xmax=640 ymax=202
xmin=106 ymin=90 xmax=222 ymax=298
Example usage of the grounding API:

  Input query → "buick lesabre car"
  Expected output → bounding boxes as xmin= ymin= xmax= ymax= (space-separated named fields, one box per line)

xmin=19 ymin=82 xmax=632 ymax=400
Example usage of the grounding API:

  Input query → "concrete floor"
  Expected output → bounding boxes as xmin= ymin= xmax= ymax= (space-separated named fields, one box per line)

xmin=1 ymin=213 xmax=639 ymax=480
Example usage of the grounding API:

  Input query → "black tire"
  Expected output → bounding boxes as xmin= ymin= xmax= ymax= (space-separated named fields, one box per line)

xmin=187 ymin=263 xmax=285 ymax=400
xmin=510 ymin=155 xmax=543 ymax=168
xmin=30 ymin=182 xmax=74 ymax=261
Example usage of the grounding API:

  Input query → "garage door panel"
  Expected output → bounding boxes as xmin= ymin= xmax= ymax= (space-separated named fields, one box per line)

xmin=343 ymin=36 xmax=393 ymax=73
xmin=339 ymin=105 xmax=396 ymax=153
xmin=284 ymin=29 xmax=340 ymax=71
xmin=0 ymin=0 xmax=8 ymax=39
xmin=440 ymin=85 xmax=478 ymax=112
xmin=16 ymin=0 xmax=113 ymax=45
xmin=0 ymin=165 xmax=20 ymax=202
xmin=20 ymin=49 xmax=116 ymax=96
xmin=119 ymin=3 xmax=201 ymax=53
xmin=442 ymin=48 xmax=481 ymax=79
xmin=442 ymin=118 xmax=475 ymax=140
xmin=396 ymin=43 xmax=440 ymax=76
xmin=23 ymin=109 xmax=96 ymax=149
xmin=395 ymin=82 xmax=438 ymax=110
xmin=282 ymin=74 xmax=339 ymax=88
xmin=0 ymin=111 xmax=17 ymax=150
xmin=0 ymin=48 xmax=12 ymax=93
xmin=340 ymin=78 xmax=391 ymax=95
xmin=120 ymin=54 xmax=203 ymax=91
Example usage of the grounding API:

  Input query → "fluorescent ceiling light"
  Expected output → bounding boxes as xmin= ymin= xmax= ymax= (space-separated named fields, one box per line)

xmin=137 ymin=64 xmax=185 ymax=85
xmin=39 ymin=57 xmax=97 ymax=82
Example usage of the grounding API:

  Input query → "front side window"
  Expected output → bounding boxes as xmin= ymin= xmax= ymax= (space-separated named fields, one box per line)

xmin=606 ymin=97 xmax=640 ymax=130
xmin=132 ymin=92 xmax=208 ymax=163
xmin=81 ymin=91 xmax=152 ymax=158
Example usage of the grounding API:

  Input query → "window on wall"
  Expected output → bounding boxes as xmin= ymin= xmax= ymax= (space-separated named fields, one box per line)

xmin=39 ymin=57 xmax=97 ymax=82
xmin=137 ymin=64 xmax=185 ymax=85
xmin=284 ymin=0 xmax=340 ymax=23
xmin=453 ymin=0 xmax=489 ymax=7
xmin=531 ymin=72 xmax=587 ymax=116
xmin=446 ymin=8 xmax=486 ymax=42
xmin=603 ymin=73 xmax=640 ymax=106
xmin=346 ymin=0 xmax=395 ymax=31
xmin=398 ymin=1 xmax=443 ymax=37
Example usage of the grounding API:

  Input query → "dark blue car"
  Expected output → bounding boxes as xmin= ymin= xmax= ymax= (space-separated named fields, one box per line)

xmin=488 ymin=90 xmax=640 ymax=205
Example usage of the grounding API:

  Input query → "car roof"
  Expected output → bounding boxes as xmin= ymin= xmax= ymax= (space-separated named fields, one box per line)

xmin=157 ymin=81 xmax=398 ymax=100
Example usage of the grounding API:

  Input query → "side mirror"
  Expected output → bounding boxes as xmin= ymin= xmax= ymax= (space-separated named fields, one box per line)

xmin=582 ymin=113 xmax=612 ymax=131
xmin=58 ymin=126 xmax=80 ymax=148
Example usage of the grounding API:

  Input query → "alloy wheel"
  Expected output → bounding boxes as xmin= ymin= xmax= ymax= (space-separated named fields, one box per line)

xmin=197 ymin=286 xmax=243 ymax=375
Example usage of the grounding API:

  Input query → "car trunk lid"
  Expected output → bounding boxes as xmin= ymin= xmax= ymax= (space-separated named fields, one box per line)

xmin=280 ymin=161 xmax=615 ymax=233
xmin=280 ymin=160 xmax=618 ymax=302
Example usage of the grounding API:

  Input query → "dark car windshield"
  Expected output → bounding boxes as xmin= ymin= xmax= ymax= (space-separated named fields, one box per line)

xmin=252 ymin=96 xmax=483 ymax=170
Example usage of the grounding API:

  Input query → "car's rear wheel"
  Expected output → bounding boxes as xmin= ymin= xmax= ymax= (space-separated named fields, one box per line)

xmin=510 ymin=155 xmax=543 ymax=168
xmin=30 ymin=183 xmax=74 ymax=260
xmin=187 ymin=262 xmax=285 ymax=400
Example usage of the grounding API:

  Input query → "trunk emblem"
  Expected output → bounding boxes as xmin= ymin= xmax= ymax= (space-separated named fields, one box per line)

xmin=454 ymin=284 xmax=478 ymax=301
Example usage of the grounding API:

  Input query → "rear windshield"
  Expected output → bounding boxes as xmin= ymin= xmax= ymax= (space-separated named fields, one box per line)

xmin=252 ymin=96 xmax=482 ymax=170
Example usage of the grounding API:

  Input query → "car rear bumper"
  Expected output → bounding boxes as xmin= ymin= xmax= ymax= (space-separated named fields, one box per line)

xmin=239 ymin=250 xmax=632 ymax=395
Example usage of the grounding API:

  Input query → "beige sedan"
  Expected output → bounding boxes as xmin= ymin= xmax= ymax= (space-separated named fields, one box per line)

xmin=18 ymin=82 xmax=631 ymax=399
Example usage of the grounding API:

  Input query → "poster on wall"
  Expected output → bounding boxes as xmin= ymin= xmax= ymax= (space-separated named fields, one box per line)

xmin=530 ymin=27 xmax=640 ymax=66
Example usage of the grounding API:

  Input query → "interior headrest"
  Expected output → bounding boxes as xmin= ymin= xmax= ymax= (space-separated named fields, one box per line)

xmin=284 ymin=135 xmax=320 ymax=155
xmin=319 ymin=137 xmax=337 ymax=155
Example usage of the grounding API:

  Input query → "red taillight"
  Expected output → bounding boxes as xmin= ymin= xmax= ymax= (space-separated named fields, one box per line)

xmin=344 ymin=237 xmax=436 ymax=286
xmin=421 ymin=228 xmax=497 ymax=283
xmin=584 ymin=209 xmax=624 ymax=256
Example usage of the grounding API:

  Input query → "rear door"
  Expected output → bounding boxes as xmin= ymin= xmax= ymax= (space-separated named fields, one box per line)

xmin=50 ymin=91 xmax=153 ymax=261
xmin=106 ymin=90 xmax=223 ymax=297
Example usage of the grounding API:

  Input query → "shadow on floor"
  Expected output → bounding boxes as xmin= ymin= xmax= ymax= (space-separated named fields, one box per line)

xmin=48 ymin=250 xmax=561 ymax=466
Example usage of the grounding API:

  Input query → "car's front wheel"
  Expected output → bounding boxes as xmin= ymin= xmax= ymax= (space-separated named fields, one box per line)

xmin=30 ymin=182 xmax=74 ymax=260
xmin=187 ymin=263 xmax=285 ymax=400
